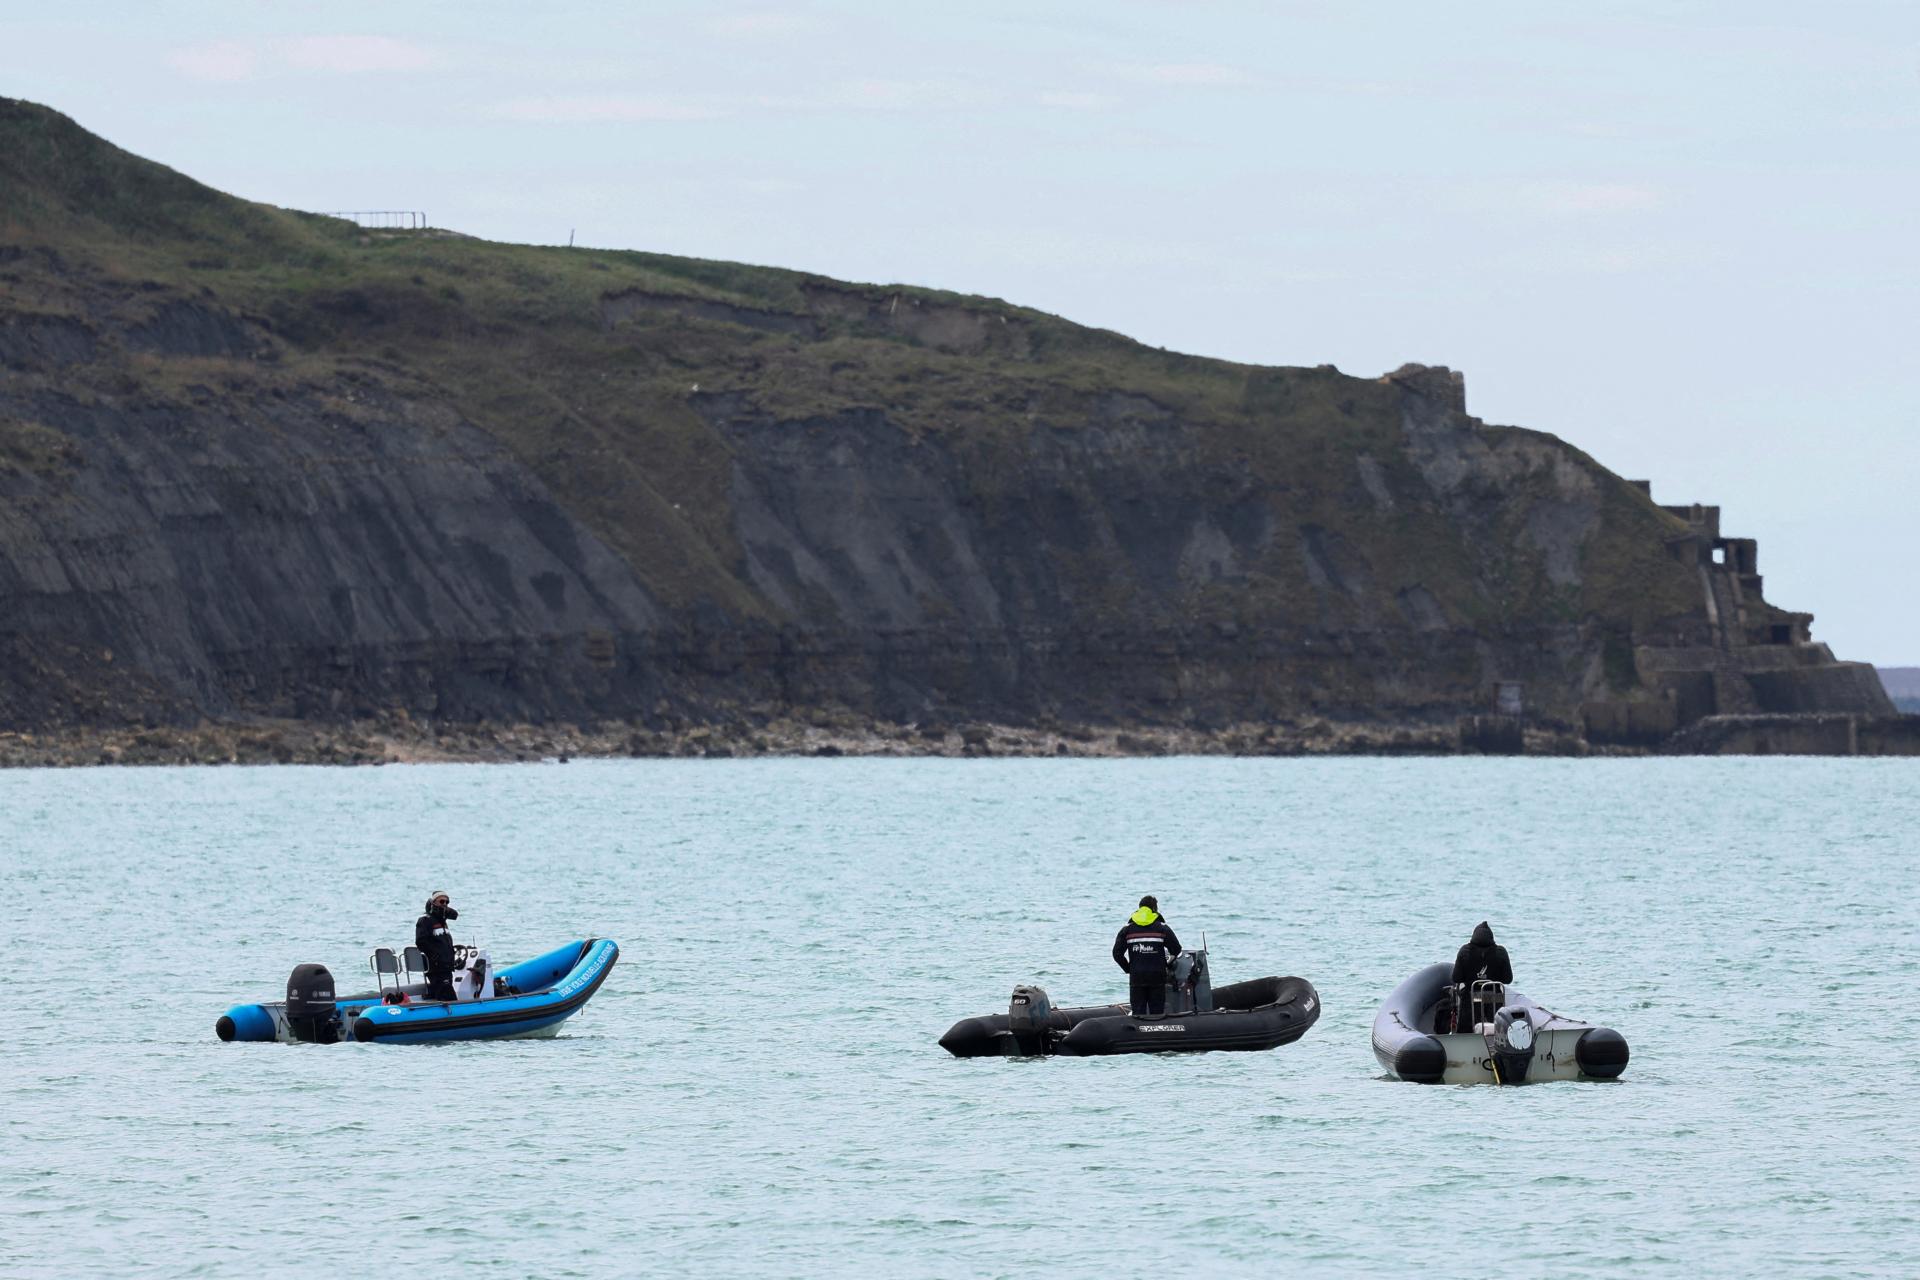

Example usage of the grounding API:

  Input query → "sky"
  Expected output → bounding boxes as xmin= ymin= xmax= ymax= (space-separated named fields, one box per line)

xmin=5 ymin=1 xmax=1915 ymax=664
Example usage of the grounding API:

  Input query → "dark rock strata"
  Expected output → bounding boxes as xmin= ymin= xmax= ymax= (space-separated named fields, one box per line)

xmin=0 ymin=385 xmax=663 ymax=726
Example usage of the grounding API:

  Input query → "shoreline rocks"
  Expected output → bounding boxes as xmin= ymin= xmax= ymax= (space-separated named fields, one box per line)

xmin=0 ymin=713 xmax=1607 ymax=769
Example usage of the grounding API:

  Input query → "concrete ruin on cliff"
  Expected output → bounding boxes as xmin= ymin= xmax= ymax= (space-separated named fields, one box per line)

xmin=1374 ymin=364 xmax=1898 ymax=752
xmin=1580 ymin=485 xmax=1893 ymax=745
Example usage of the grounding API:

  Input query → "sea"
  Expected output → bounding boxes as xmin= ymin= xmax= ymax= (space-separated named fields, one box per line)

xmin=3 ymin=758 xmax=1916 ymax=1277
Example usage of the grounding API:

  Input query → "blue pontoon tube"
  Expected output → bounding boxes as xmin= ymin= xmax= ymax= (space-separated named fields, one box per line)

xmin=215 ymin=938 xmax=618 ymax=1045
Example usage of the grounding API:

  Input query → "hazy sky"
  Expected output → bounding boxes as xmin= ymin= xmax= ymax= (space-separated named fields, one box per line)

xmin=6 ymin=1 xmax=1914 ymax=663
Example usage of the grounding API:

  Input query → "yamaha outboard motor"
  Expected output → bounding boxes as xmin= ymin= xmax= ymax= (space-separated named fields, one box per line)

xmin=285 ymin=963 xmax=339 ymax=1044
xmin=1007 ymin=985 xmax=1054 ymax=1056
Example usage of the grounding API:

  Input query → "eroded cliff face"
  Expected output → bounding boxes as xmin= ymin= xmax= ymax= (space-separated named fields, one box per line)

xmin=0 ymin=99 xmax=1887 ymax=737
xmin=0 ymin=379 xmax=672 ymax=726
xmin=699 ymin=383 xmax=1650 ymax=727
xmin=0 ymin=336 xmax=1705 ymax=730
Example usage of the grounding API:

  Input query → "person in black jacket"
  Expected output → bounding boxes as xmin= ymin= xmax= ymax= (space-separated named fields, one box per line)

xmin=1443 ymin=920 xmax=1513 ymax=1031
xmin=1112 ymin=895 xmax=1182 ymax=1017
xmin=1452 ymin=920 xmax=1513 ymax=986
xmin=415 ymin=890 xmax=460 ymax=1001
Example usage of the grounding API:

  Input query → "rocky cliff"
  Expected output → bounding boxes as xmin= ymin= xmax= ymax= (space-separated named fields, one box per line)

xmin=0 ymin=100 xmax=1892 ymax=744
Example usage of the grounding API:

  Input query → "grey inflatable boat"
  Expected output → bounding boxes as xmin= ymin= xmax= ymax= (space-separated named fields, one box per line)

xmin=1371 ymin=963 xmax=1629 ymax=1084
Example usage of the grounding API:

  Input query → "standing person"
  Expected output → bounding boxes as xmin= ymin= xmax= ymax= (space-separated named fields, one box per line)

xmin=415 ymin=890 xmax=460 ymax=1002
xmin=1443 ymin=920 xmax=1513 ymax=1031
xmin=1451 ymin=920 xmax=1513 ymax=987
xmin=1112 ymin=895 xmax=1182 ymax=1017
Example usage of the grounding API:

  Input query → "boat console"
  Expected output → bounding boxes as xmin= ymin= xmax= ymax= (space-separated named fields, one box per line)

xmin=1167 ymin=946 xmax=1214 ymax=1015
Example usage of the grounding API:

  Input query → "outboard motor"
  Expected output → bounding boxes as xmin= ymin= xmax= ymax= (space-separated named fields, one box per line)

xmin=1007 ymin=984 xmax=1054 ymax=1056
xmin=1487 ymin=1006 xmax=1536 ymax=1084
xmin=285 ymin=963 xmax=340 ymax=1044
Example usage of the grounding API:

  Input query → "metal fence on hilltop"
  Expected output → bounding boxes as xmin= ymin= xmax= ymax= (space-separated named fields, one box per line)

xmin=315 ymin=211 xmax=430 ymax=230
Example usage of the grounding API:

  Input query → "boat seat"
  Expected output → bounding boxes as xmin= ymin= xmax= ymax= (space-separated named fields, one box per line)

xmin=402 ymin=946 xmax=426 ymax=980
xmin=370 ymin=947 xmax=401 ymax=993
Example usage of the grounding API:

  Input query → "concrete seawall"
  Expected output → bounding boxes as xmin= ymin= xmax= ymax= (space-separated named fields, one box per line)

xmin=1661 ymin=713 xmax=1920 ymax=756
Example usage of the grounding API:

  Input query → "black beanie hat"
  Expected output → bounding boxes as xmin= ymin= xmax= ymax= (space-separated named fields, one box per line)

xmin=1139 ymin=895 xmax=1158 ymax=910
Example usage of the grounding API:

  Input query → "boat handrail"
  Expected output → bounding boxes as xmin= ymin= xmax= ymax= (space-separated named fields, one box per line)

xmin=1467 ymin=978 xmax=1507 ymax=1031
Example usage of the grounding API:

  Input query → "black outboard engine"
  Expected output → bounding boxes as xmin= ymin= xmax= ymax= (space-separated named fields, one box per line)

xmin=1488 ymin=1006 xmax=1535 ymax=1084
xmin=1007 ymin=985 xmax=1055 ymax=1055
xmin=285 ymin=963 xmax=340 ymax=1044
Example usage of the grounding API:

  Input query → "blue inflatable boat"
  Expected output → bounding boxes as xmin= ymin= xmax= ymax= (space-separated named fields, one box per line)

xmin=215 ymin=938 xmax=618 ymax=1045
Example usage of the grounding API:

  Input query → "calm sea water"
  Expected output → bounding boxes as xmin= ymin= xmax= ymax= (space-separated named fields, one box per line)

xmin=3 ymin=758 xmax=1917 ymax=1277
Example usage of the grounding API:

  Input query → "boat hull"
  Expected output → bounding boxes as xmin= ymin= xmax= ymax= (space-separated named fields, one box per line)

xmin=941 ymin=976 xmax=1320 ymax=1057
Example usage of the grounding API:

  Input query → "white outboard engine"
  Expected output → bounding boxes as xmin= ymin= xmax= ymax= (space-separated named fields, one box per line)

xmin=285 ymin=963 xmax=339 ymax=1044
xmin=1007 ymin=984 xmax=1055 ymax=1055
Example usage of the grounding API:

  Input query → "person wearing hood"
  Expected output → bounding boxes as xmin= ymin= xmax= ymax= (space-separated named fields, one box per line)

xmin=415 ymin=890 xmax=460 ymax=1001
xmin=1442 ymin=921 xmax=1513 ymax=1031
xmin=1452 ymin=921 xmax=1514 ymax=987
xmin=1112 ymin=895 xmax=1182 ymax=1017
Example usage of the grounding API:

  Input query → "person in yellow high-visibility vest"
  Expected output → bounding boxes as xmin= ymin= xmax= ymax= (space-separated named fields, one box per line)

xmin=1111 ymin=895 xmax=1182 ymax=1017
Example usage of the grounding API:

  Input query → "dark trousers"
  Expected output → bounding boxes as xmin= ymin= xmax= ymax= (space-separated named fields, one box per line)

xmin=425 ymin=968 xmax=457 ymax=1002
xmin=1129 ymin=971 xmax=1166 ymax=1017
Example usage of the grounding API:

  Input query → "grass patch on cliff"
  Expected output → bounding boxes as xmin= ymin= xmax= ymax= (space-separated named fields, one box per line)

xmin=0 ymin=414 xmax=81 ymax=478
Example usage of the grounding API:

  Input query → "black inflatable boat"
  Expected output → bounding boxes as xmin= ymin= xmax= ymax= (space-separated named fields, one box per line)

xmin=940 ymin=946 xmax=1320 ymax=1057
